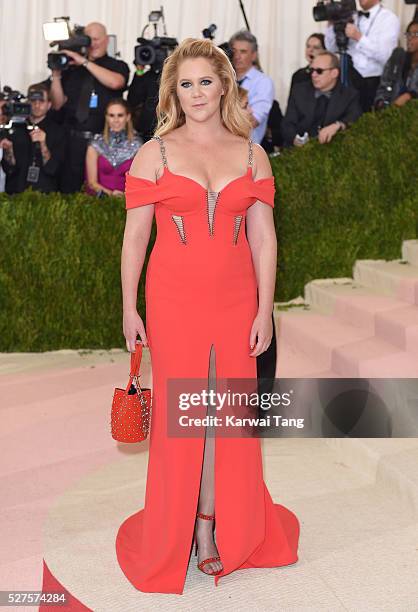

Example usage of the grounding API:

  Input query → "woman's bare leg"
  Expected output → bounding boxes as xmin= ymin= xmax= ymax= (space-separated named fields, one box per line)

xmin=195 ymin=345 xmax=223 ymax=574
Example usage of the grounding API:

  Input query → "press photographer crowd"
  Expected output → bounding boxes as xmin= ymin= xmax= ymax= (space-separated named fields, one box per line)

xmin=0 ymin=0 xmax=417 ymax=196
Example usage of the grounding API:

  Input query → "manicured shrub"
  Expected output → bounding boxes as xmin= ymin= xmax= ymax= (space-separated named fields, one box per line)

xmin=0 ymin=103 xmax=417 ymax=350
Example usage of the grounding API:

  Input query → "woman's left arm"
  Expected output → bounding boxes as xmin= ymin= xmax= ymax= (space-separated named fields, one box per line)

xmin=246 ymin=144 xmax=277 ymax=357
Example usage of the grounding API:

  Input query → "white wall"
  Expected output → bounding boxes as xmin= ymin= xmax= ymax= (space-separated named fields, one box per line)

xmin=0 ymin=0 xmax=415 ymax=110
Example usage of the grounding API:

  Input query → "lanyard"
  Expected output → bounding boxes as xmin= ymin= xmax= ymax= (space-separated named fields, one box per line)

xmin=358 ymin=5 xmax=383 ymax=37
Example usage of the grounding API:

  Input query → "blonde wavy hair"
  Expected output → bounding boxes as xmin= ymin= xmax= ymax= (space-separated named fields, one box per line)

xmin=154 ymin=38 xmax=252 ymax=138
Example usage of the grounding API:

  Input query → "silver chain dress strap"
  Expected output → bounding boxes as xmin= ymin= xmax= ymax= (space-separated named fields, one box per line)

xmin=248 ymin=139 xmax=254 ymax=168
xmin=153 ymin=135 xmax=168 ymax=168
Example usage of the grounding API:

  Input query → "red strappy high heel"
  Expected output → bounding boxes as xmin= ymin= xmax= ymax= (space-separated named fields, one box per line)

xmin=193 ymin=512 xmax=223 ymax=575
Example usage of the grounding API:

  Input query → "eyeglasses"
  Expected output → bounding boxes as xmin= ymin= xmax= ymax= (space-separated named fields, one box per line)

xmin=404 ymin=32 xmax=418 ymax=38
xmin=307 ymin=67 xmax=335 ymax=75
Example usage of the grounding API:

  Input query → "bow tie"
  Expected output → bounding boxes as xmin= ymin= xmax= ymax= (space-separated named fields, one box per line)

xmin=358 ymin=10 xmax=370 ymax=18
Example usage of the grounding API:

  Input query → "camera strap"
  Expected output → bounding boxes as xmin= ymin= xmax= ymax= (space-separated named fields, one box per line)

xmin=27 ymin=127 xmax=41 ymax=183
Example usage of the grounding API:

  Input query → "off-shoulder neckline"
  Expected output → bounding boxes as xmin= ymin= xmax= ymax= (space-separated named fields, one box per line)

xmin=126 ymin=167 xmax=274 ymax=195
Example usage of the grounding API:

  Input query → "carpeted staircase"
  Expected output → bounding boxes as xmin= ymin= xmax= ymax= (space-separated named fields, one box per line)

xmin=275 ymin=239 xmax=418 ymax=379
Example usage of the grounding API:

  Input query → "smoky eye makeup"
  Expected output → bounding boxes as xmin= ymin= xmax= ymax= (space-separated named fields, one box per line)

xmin=179 ymin=78 xmax=214 ymax=87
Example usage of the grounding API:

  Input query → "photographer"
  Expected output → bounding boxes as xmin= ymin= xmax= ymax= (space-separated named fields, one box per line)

xmin=325 ymin=0 xmax=400 ymax=112
xmin=127 ymin=66 xmax=160 ymax=142
xmin=0 ymin=84 xmax=65 ymax=194
xmin=281 ymin=51 xmax=362 ymax=147
xmin=374 ymin=20 xmax=418 ymax=109
xmin=48 ymin=22 xmax=130 ymax=193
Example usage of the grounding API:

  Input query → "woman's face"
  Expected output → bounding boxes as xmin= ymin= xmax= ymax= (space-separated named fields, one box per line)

xmin=176 ymin=57 xmax=225 ymax=123
xmin=106 ymin=104 xmax=130 ymax=132
xmin=305 ymin=37 xmax=324 ymax=64
xmin=406 ymin=23 xmax=418 ymax=54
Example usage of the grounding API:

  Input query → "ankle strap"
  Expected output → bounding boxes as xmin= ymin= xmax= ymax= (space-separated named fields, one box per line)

xmin=197 ymin=512 xmax=215 ymax=520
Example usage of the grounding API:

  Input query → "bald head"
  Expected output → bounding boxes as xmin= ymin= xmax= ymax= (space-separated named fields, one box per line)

xmin=85 ymin=22 xmax=108 ymax=59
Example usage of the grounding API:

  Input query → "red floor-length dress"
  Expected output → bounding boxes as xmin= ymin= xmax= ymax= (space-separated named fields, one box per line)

xmin=115 ymin=136 xmax=300 ymax=594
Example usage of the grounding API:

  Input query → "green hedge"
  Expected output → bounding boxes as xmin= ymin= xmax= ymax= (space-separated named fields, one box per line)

xmin=272 ymin=102 xmax=418 ymax=301
xmin=0 ymin=102 xmax=417 ymax=351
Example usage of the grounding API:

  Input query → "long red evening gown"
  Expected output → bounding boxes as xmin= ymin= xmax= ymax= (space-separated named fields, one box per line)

xmin=115 ymin=136 xmax=300 ymax=594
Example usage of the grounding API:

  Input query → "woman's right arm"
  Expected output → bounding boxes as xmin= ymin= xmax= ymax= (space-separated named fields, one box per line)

xmin=121 ymin=140 xmax=160 ymax=352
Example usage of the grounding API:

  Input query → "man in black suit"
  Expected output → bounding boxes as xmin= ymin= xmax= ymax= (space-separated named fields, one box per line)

xmin=282 ymin=51 xmax=362 ymax=148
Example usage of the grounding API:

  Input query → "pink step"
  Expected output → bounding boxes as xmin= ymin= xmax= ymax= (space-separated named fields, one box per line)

xmin=354 ymin=260 xmax=418 ymax=305
xmin=276 ymin=338 xmax=340 ymax=378
xmin=375 ymin=305 xmax=418 ymax=355
xmin=277 ymin=310 xmax=418 ymax=378
xmin=305 ymin=280 xmax=418 ymax=355
xmin=402 ymin=240 xmax=418 ymax=267
xmin=332 ymin=336 xmax=418 ymax=377
xmin=305 ymin=279 xmax=408 ymax=333
xmin=277 ymin=311 xmax=370 ymax=370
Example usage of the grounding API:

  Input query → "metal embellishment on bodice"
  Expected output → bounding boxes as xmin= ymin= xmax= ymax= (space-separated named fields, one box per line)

xmin=153 ymin=136 xmax=255 ymax=245
xmin=233 ymin=215 xmax=243 ymax=245
xmin=171 ymin=215 xmax=187 ymax=244
xmin=207 ymin=191 xmax=220 ymax=237
xmin=90 ymin=130 xmax=142 ymax=167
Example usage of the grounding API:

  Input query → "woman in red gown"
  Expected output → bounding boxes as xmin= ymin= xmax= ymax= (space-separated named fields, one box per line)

xmin=116 ymin=37 xmax=300 ymax=594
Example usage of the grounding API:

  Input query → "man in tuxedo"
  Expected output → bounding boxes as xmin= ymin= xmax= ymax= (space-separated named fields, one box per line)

xmin=281 ymin=51 xmax=362 ymax=148
xmin=325 ymin=0 xmax=400 ymax=112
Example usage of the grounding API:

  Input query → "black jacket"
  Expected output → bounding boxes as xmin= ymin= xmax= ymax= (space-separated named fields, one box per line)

xmin=281 ymin=80 xmax=362 ymax=147
xmin=1 ymin=115 xmax=66 ymax=194
xmin=375 ymin=47 xmax=418 ymax=107
xmin=288 ymin=66 xmax=311 ymax=100
xmin=127 ymin=70 xmax=160 ymax=142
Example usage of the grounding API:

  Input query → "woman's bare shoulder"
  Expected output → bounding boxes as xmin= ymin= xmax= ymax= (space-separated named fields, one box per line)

xmin=252 ymin=142 xmax=273 ymax=179
xmin=160 ymin=127 xmax=184 ymax=145
xmin=129 ymin=138 xmax=162 ymax=181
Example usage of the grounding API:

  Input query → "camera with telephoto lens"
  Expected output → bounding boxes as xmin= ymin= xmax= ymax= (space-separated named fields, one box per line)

xmin=134 ymin=8 xmax=178 ymax=74
xmin=0 ymin=86 xmax=36 ymax=139
xmin=47 ymin=25 xmax=91 ymax=71
xmin=134 ymin=36 xmax=178 ymax=73
xmin=202 ymin=23 xmax=234 ymax=63
xmin=313 ymin=0 xmax=357 ymax=51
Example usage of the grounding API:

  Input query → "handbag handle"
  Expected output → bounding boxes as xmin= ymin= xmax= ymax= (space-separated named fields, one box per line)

xmin=130 ymin=342 xmax=143 ymax=377
xmin=125 ymin=342 xmax=143 ymax=393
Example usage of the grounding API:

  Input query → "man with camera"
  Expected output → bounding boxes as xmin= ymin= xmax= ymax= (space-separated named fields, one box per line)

xmin=127 ymin=64 xmax=162 ymax=142
xmin=281 ymin=51 xmax=362 ymax=148
xmin=0 ymin=84 xmax=65 ymax=194
xmin=324 ymin=0 xmax=400 ymax=112
xmin=49 ymin=22 xmax=130 ymax=193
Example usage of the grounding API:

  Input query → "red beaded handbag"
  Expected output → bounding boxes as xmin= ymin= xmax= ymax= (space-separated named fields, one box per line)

xmin=111 ymin=341 xmax=152 ymax=443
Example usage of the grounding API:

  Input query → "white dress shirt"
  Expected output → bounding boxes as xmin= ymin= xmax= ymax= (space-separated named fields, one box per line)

xmin=325 ymin=2 xmax=400 ymax=78
xmin=238 ymin=66 xmax=275 ymax=144
xmin=0 ymin=148 xmax=6 ymax=192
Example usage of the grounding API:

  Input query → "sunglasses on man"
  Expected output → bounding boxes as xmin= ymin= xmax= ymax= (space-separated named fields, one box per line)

xmin=307 ymin=66 xmax=335 ymax=75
